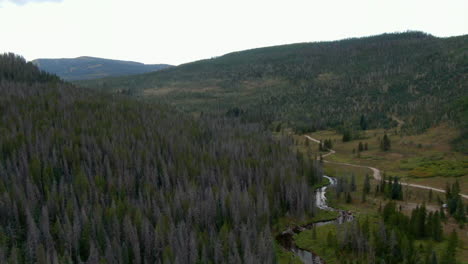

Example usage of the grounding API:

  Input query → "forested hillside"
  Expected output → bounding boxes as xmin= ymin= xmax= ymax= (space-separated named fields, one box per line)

xmin=33 ymin=56 xmax=172 ymax=81
xmin=0 ymin=54 xmax=323 ymax=263
xmin=78 ymin=32 xmax=468 ymax=133
xmin=0 ymin=53 xmax=60 ymax=83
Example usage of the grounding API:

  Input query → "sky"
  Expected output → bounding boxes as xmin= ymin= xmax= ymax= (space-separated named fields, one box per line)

xmin=0 ymin=0 xmax=467 ymax=65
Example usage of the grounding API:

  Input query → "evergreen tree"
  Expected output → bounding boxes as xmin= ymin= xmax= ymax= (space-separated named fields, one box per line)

xmin=360 ymin=115 xmax=368 ymax=130
xmin=432 ymin=213 xmax=443 ymax=242
xmin=380 ymin=134 xmax=391 ymax=151
xmin=363 ymin=174 xmax=371 ymax=194
xmin=454 ymin=199 xmax=466 ymax=223
xmin=430 ymin=251 xmax=438 ymax=264
xmin=342 ymin=130 xmax=352 ymax=142
xmin=441 ymin=230 xmax=457 ymax=264
xmin=358 ymin=142 xmax=364 ymax=152
xmin=351 ymin=174 xmax=356 ymax=192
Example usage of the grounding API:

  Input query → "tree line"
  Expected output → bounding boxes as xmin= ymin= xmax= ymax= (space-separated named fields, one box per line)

xmin=324 ymin=202 xmax=458 ymax=264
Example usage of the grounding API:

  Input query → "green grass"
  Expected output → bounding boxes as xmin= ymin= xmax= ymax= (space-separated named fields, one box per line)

xmin=400 ymin=155 xmax=468 ymax=178
xmin=311 ymin=210 xmax=340 ymax=223
xmin=294 ymin=224 xmax=339 ymax=264
xmin=308 ymin=125 xmax=468 ymax=191
xmin=312 ymin=177 xmax=331 ymax=189
xmin=274 ymin=209 xmax=339 ymax=264
xmin=276 ymin=243 xmax=303 ymax=264
xmin=292 ymin=131 xmax=468 ymax=263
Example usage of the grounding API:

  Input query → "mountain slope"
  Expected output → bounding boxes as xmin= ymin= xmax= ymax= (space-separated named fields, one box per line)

xmin=0 ymin=53 xmax=322 ymax=263
xmin=33 ymin=56 xmax=172 ymax=80
xmin=78 ymin=32 xmax=468 ymax=133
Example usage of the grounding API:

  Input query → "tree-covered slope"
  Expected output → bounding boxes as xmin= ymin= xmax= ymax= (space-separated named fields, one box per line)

xmin=0 ymin=53 xmax=324 ymax=263
xmin=78 ymin=32 xmax=468 ymax=133
xmin=33 ymin=56 xmax=172 ymax=81
xmin=0 ymin=53 xmax=60 ymax=83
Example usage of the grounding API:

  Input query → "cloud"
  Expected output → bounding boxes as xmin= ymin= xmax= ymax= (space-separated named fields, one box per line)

xmin=0 ymin=0 xmax=63 ymax=5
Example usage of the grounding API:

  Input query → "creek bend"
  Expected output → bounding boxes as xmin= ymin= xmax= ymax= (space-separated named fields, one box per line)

xmin=277 ymin=176 xmax=354 ymax=264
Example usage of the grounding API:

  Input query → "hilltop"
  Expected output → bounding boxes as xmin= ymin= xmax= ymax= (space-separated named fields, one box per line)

xmin=33 ymin=56 xmax=172 ymax=80
xmin=78 ymin=32 xmax=468 ymax=135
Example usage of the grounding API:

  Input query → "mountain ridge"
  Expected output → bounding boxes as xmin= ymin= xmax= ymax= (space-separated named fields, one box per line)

xmin=78 ymin=31 xmax=468 ymax=134
xmin=32 ymin=56 xmax=172 ymax=81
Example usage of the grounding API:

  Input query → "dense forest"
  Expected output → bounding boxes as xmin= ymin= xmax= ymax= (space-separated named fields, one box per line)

xmin=78 ymin=32 xmax=468 ymax=135
xmin=0 ymin=53 xmax=324 ymax=263
xmin=0 ymin=53 xmax=60 ymax=84
xmin=325 ymin=202 xmax=458 ymax=264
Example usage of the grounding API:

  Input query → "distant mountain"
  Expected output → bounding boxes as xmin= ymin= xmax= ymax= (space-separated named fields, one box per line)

xmin=78 ymin=32 xmax=468 ymax=133
xmin=32 ymin=56 xmax=172 ymax=81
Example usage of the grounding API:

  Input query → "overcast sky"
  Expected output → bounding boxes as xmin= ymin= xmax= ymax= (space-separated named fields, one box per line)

xmin=0 ymin=0 xmax=467 ymax=65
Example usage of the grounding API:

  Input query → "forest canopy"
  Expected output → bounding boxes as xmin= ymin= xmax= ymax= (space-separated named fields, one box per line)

xmin=0 ymin=53 xmax=323 ymax=263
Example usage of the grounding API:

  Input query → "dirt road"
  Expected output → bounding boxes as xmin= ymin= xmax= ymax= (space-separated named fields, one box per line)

xmin=305 ymin=136 xmax=468 ymax=200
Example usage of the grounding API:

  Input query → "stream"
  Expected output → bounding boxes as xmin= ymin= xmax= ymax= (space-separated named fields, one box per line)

xmin=277 ymin=176 xmax=354 ymax=264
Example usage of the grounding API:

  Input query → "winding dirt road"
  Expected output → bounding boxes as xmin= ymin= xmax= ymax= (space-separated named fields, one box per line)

xmin=305 ymin=136 xmax=468 ymax=200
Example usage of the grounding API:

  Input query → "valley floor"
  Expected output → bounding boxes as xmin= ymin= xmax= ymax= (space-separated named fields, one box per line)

xmin=278 ymin=125 xmax=467 ymax=263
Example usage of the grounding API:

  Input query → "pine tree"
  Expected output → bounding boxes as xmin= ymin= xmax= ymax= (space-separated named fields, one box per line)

xmin=342 ymin=130 xmax=352 ymax=142
xmin=351 ymin=174 xmax=356 ymax=192
xmin=441 ymin=230 xmax=457 ymax=264
xmin=432 ymin=213 xmax=443 ymax=242
xmin=358 ymin=142 xmax=364 ymax=152
xmin=380 ymin=134 xmax=391 ymax=151
xmin=439 ymin=209 xmax=446 ymax=222
xmin=454 ymin=199 xmax=466 ymax=223
xmin=363 ymin=174 xmax=371 ymax=194
xmin=430 ymin=251 xmax=438 ymax=264
xmin=360 ymin=115 xmax=368 ymax=130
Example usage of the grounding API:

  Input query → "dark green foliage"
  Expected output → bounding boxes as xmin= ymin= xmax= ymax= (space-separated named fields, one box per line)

xmin=0 ymin=53 xmax=60 ymax=83
xmin=450 ymin=97 xmax=468 ymax=153
xmin=363 ymin=174 xmax=371 ymax=194
xmin=380 ymin=134 xmax=391 ymax=151
xmin=342 ymin=130 xmax=352 ymax=142
xmin=358 ymin=142 xmax=364 ymax=152
xmin=346 ymin=192 xmax=352 ymax=203
xmin=79 ymin=32 xmax=468 ymax=133
xmin=0 ymin=54 xmax=321 ymax=263
xmin=319 ymin=139 xmax=333 ymax=151
xmin=351 ymin=174 xmax=356 ymax=192
xmin=378 ymin=175 xmax=403 ymax=200
xmin=331 ymin=202 xmax=447 ymax=264
xmin=360 ymin=115 xmax=368 ymax=130
xmin=33 ymin=56 xmax=172 ymax=81
xmin=445 ymin=181 xmax=466 ymax=224
xmin=440 ymin=230 xmax=458 ymax=264
xmin=324 ymin=139 xmax=333 ymax=150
